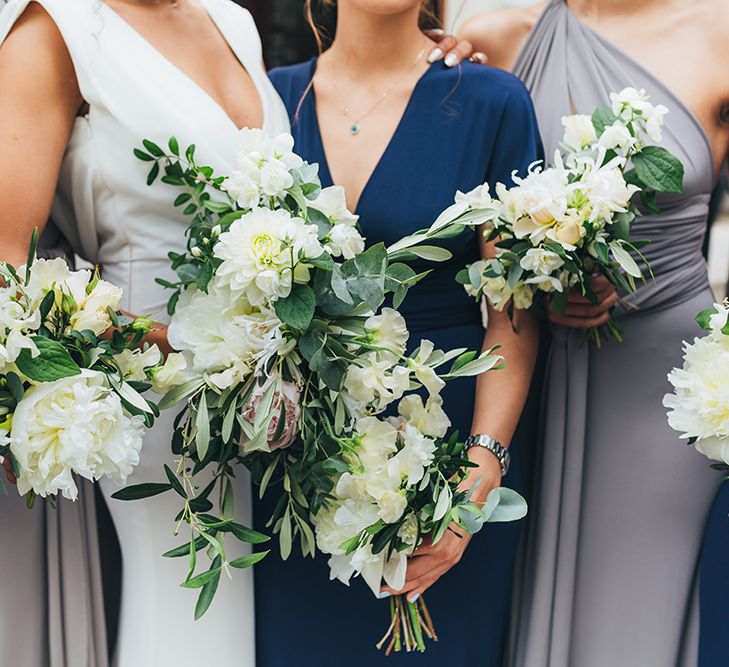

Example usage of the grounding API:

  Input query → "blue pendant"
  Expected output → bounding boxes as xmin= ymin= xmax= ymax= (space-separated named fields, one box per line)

xmin=350 ymin=124 xmax=360 ymax=135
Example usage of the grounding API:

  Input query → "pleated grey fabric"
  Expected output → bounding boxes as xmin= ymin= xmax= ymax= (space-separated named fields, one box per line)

xmin=0 ymin=236 xmax=108 ymax=666
xmin=509 ymin=2 xmax=719 ymax=666
xmin=0 ymin=484 xmax=108 ymax=667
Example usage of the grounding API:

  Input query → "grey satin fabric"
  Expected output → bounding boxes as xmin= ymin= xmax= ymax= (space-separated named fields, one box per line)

xmin=510 ymin=2 xmax=719 ymax=666
xmin=0 ymin=239 xmax=108 ymax=666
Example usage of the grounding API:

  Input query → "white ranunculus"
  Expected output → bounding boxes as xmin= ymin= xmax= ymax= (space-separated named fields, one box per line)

xmin=562 ymin=114 xmax=597 ymax=151
xmin=365 ymin=308 xmax=409 ymax=361
xmin=10 ymin=370 xmax=144 ymax=500
xmin=114 ymin=345 xmax=162 ymax=382
xmin=520 ymin=247 xmax=564 ymax=276
xmin=214 ymin=208 xmax=323 ymax=305
xmin=326 ymin=223 xmax=365 ymax=260
xmin=312 ymin=186 xmax=359 ymax=227
xmin=397 ymin=394 xmax=450 ymax=438
xmin=598 ymin=122 xmax=635 ymax=153
xmin=71 ymin=279 xmax=123 ymax=336
xmin=664 ymin=331 xmax=729 ymax=462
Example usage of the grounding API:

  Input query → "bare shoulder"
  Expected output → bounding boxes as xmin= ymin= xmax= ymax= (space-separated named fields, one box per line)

xmin=458 ymin=2 xmax=546 ymax=71
xmin=0 ymin=2 xmax=80 ymax=106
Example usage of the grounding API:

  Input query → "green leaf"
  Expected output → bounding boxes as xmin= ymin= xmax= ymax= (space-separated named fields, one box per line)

xmin=407 ymin=245 xmax=452 ymax=262
xmin=162 ymin=536 xmax=207 ymax=558
xmin=609 ymin=213 xmax=633 ymax=242
xmin=274 ymin=284 xmax=316 ymax=331
xmin=696 ymin=308 xmax=717 ymax=331
xmin=168 ymin=136 xmax=180 ymax=156
xmin=591 ymin=105 xmax=618 ymax=136
xmin=632 ymin=146 xmax=684 ymax=194
xmin=25 ymin=228 xmax=39 ymax=280
xmin=147 ymin=162 xmax=160 ymax=186
xmin=226 ymin=522 xmax=270 ymax=544
xmin=193 ymin=556 xmax=222 ymax=620
xmin=159 ymin=378 xmax=204 ymax=410
xmin=164 ymin=464 xmax=186 ymax=498
xmin=142 ymin=139 xmax=164 ymax=157
xmin=15 ymin=336 xmax=81 ymax=383
xmin=133 ymin=148 xmax=155 ymax=162
xmin=610 ymin=242 xmax=642 ymax=278
xmin=195 ymin=392 xmax=210 ymax=460
xmin=229 ymin=551 xmax=270 ymax=569
xmin=111 ymin=482 xmax=172 ymax=501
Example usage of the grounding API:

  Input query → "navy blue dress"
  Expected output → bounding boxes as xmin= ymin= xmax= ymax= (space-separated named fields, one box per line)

xmin=253 ymin=59 xmax=542 ymax=667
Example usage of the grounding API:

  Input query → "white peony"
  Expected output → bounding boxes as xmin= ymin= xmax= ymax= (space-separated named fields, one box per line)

xmin=214 ymin=208 xmax=323 ymax=306
xmin=562 ymin=114 xmax=597 ymax=151
xmin=10 ymin=370 xmax=144 ymax=500
xmin=664 ymin=330 xmax=729 ymax=463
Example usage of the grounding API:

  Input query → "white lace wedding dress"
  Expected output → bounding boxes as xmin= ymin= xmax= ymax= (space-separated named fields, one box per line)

xmin=0 ymin=1 xmax=289 ymax=665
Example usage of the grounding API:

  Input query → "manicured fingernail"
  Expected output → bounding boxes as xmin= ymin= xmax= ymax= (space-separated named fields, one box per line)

xmin=427 ymin=48 xmax=443 ymax=63
xmin=378 ymin=591 xmax=391 ymax=599
xmin=408 ymin=593 xmax=420 ymax=603
xmin=444 ymin=53 xmax=458 ymax=68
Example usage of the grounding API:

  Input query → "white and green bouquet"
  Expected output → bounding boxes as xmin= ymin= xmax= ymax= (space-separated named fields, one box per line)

xmin=664 ymin=302 xmax=729 ymax=471
xmin=118 ymin=129 xmax=527 ymax=648
xmin=0 ymin=231 xmax=164 ymax=504
xmin=458 ymin=87 xmax=684 ymax=345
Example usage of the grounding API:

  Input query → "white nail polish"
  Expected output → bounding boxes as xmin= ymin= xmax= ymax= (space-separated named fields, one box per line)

xmin=427 ymin=48 xmax=443 ymax=64
xmin=444 ymin=53 xmax=458 ymax=68
xmin=378 ymin=591 xmax=391 ymax=599
xmin=409 ymin=593 xmax=420 ymax=603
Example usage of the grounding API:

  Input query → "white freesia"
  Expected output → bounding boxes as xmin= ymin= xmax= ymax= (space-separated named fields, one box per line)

xmin=214 ymin=208 xmax=323 ymax=305
xmin=664 ymin=329 xmax=729 ymax=463
xmin=10 ymin=370 xmax=144 ymax=500
xmin=562 ymin=114 xmax=597 ymax=150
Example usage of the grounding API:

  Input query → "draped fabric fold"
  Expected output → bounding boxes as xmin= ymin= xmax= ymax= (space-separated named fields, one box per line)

xmin=509 ymin=2 xmax=718 ymax=666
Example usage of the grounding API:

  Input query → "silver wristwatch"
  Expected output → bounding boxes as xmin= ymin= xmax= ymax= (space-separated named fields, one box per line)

xmin=464 ymin=434 xmax=510 ymax=476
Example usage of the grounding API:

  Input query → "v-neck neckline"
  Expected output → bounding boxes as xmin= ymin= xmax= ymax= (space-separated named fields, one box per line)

xmin=102 ymin=0 xmax=265 ymax=133
xmin=306 ymin=58 xmax=435 ymax=215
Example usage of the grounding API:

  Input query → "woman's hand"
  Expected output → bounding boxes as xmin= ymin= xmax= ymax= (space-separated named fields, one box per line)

xmin=548 ymin=274 xmax=619 ymax=329
xmin=381 ymin=448 xmax=502 ymax=601
xmin=424 ymin=29 xmax=486 ymax=67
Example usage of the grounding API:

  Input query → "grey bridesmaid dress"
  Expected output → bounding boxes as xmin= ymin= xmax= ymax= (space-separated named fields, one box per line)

xmin=510 ymin=2 xmax=718 ymax=666
xmin=0 ymin=222 xmax=109 ymax=667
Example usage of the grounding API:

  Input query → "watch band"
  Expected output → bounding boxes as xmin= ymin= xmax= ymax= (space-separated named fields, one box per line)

xmin=464 ymin=434 xmax=510 ymax=476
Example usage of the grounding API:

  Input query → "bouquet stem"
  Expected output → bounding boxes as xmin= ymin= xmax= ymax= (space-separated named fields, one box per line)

xmin=377 ymin=594 xmax=438 ymax=655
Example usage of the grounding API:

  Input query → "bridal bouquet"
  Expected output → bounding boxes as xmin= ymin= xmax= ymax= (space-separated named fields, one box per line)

xmin=119 ymin=130 xmax=527 ymax=642
xmin=664 ymin=302 xmax=729 ymax=470
xmin=0 ymin=232 xmax=163 ymax=503
xmin=458 ymin=87 xmax=684 ymax=345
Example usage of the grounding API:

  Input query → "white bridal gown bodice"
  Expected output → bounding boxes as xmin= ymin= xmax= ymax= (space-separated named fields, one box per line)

xmin=0 ymin=0 xmax=290 ymax=665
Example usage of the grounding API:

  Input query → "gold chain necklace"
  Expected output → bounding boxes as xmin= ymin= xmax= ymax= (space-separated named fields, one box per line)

xmin=322 ymin=42 xmax=428 ymax=136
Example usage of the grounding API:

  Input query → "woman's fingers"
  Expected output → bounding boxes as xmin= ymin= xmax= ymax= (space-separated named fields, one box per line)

xmin=427 ymin=35 xmax=456 ymax=63
xmin=2 ymin=458 xmax=16 ymax=484
xmin=470 ymin=51 xmax=488 ymax=64
xmin=443 ymin=39 xmax=474 ymax=68
xmin=563 ymin=292 xmax=619 ymax=318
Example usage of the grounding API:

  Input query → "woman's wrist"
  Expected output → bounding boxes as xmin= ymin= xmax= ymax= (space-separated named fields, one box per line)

xmin=462 ymin=447 xmax=502 ymax=503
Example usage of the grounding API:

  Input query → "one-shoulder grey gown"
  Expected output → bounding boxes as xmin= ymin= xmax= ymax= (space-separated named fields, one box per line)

xmin=509 ymin=2 xmax=718 ymax=666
